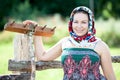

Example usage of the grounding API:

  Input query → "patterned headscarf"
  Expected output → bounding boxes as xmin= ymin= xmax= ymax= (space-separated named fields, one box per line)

xmin=69 ymin=6 xmax=96 ymax=42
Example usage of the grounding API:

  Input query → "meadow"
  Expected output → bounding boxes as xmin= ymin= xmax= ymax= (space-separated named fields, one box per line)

xmin=0 ymin=15 xmax=120 ymax=80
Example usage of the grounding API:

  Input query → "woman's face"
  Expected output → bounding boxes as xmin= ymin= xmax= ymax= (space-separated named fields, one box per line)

xmin=72 ymin=12 xmax=89 ymax=36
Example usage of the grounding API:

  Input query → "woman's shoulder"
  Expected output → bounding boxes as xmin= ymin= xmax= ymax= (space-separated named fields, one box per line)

xmin=96 ymin=38 xmax=108 ymax=48
xmin=95 ymin=37 xmax=110 ymax=55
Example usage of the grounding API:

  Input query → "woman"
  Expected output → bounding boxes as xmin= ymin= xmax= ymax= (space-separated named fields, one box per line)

xmin=23 ymin=6 xmax=116 ymax=80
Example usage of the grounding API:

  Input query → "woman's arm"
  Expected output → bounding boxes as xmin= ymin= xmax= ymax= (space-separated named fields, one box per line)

xmin=96 ymin=41 xmax=116 ymax=80
xmin=23 ymin=20 xmax=63 ymax=61
xmin=34 ymin=36 xmax=63 ymax=61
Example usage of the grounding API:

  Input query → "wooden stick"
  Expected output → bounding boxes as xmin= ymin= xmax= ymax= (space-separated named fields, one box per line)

xmin=8 ymin=60 xmax=62 ymax=71
xmin=8 ymin=55 xmax=120 ymax=71
xmin=4 ymin=21 xmax=55 ymax=37
xmin=0 ymin=73 xmax=31 ymax=80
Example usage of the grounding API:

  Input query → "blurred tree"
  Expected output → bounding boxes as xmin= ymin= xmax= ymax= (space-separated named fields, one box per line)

xmin=0 ymin=0 xmax=21 ymax=31
xmin=0 ymin=0 xmax=120 ymax=31
xmin=30 ymin=0 xmax=77 ymax=17
xmin=10 ymin=0 xmax=39 ymax=20
xmin=94 ymin=0 xmax=107 ymax=19
xmin=111 ymin=0 xmax=120 ymax=19
xmin=89 ymin=0 xmax=94 ymax=13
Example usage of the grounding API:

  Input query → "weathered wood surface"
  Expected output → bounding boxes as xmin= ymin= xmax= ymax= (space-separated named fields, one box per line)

xmin=0 ymin=73 xmax=31 ymax=80
xmin=8 ymin=60 xmax=32 ymax=72
xmin=4 ymin=21 xmax=55 ymax=37
xmin=13 ymin=34 xmax=30 ymax=61
xmin=112 ymin=56 xmax=120 ymax=63
xmin=8 ymin=60 xmax=62 ymax=71
xmin=27 ymin=31 xmax=36 ymax=80
xmin=8 ymin=56 xmax=120 ymax=71
xmin=36 ymin=61 xmax=62 ymax=70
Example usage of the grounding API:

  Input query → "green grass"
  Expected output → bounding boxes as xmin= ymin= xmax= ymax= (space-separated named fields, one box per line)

xmin=0 ymin=43 xmax=14 ymax=74
xmin=110 ymin=48 xmax=120 ymax=80
xmin=0 ymin=43 xmax=120 ymax=80
xmin=0 ymin=43 xmax=63 ymax=80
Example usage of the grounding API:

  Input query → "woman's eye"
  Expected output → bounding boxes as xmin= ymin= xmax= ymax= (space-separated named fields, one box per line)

xmin=82 ymin=22 xmax=87 ymax=24
xmin=73 ymin=21 xmax=78 ymax=23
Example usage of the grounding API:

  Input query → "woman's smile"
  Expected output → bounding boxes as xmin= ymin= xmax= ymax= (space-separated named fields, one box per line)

xmin=75 ymin=28 xmax=84 ymax=33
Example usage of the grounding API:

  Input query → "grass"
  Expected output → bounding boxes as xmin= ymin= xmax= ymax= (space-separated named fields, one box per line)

xmin=0 ymin=16 xmax=120 ymax=79
xmin=0 ymin=43 xmax=63 ymax=80
xmin=0 ymin=42 xmax=120 ymax=80
xmin=0 ymin=43 xmax=14 ymax=75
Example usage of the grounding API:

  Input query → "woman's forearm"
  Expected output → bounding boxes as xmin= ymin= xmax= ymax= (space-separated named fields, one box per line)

xmin=34 ymin=36 xmax=45 ymax=60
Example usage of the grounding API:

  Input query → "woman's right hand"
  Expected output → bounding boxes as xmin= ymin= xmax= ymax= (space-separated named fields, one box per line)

xmin=23 ymin=20 xmax=38 ymax=26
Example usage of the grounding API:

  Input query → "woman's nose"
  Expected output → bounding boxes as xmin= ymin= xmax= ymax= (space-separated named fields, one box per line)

xmin=77 ymin=23 xmax=82 ymax=28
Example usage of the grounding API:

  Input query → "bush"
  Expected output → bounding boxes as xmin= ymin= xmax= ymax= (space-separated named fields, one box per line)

xmin=10 ymin=0 xmax=39 ymax=21
xmin=100 ymin=29 xmax=120 ymax=47
xmin=0 ymin=31 xmax=15 ymax=44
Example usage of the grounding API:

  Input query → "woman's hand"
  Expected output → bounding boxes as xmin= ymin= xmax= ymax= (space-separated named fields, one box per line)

xmin=23 ymin=20 xmax=38 ymax=26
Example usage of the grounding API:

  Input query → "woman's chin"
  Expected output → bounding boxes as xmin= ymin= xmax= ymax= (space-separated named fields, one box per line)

xmin=75 ymin=31 xmax=87 ymax=36
xmin=76 ymin=33 xmax=85 ymax=36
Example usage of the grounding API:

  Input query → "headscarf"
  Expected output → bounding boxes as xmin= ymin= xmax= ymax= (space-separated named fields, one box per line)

xmin=68 ymin=6 xmax=96 ymax=42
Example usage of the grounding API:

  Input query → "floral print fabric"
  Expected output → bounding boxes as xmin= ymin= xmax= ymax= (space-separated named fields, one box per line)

xmin=61 ymin=48 xmax=106 ymax=80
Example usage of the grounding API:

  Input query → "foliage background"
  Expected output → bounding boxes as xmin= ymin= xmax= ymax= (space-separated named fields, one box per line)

xmin=0 ymin=0 xmax=120 ymax=31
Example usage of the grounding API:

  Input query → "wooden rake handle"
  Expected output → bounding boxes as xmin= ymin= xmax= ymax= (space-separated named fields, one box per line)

xmin=4 ymin=21 xmax=56 ymax=37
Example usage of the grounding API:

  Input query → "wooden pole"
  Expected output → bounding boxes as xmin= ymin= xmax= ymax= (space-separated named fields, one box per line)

xmin=27 ymin=24 xmax=36 ymax=80
xmin=89 ymin=0 xmax=94 ymax=13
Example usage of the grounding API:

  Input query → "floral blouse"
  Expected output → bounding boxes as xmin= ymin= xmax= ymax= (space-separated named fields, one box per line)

xmin=61 ymin=48 xmax=106 ymax=80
